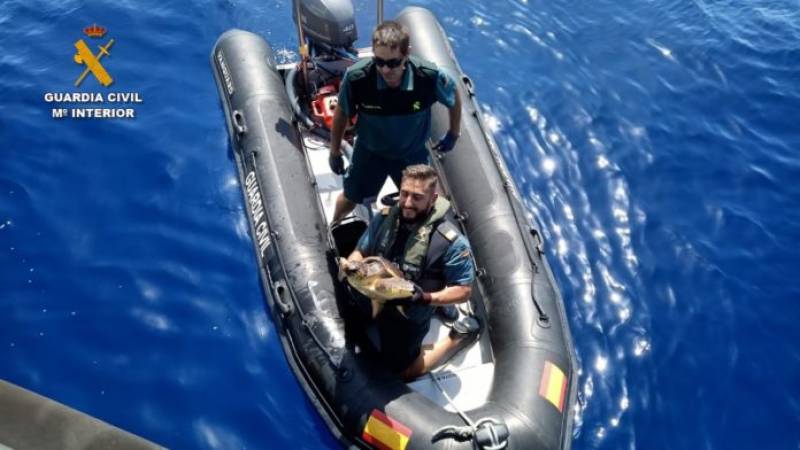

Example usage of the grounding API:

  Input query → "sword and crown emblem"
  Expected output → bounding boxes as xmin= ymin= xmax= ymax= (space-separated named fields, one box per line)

xmin=83 ymin=24 xmax=107 ymax=38
xmin=74 ymin=24 xmax=115 ymax=87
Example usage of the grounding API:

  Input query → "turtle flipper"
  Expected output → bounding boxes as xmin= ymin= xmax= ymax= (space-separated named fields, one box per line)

xmin=395 ymin=305 xmax=409 ymax=318
xmin=337 ymin=257 xmax=348 ymax=282
xmin=373 ymin=278 xmax=415 ymax=300
xmin=371 ymin=299 xmax=384 ymax=319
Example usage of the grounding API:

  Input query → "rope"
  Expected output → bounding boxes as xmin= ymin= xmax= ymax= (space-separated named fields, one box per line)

xmin=428 ymin=373 xmax=509 ymax=450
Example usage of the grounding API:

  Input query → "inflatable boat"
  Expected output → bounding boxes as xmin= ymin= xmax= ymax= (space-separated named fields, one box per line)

xmin=211 ymin=2 xmax=577 ymax=449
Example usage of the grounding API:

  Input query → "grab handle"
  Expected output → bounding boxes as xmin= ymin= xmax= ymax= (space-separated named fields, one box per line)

xmin=232 ymin=109 xmax=247 ymax=136
xmin=273 ymin=280 xmax=294 ymax=316
xmin=462 ymin=75 xmax=475 ymax=97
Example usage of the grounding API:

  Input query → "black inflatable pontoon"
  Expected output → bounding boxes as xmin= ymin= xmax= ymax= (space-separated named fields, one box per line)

xmin=211 ymin=3 xmax=577 ymax=449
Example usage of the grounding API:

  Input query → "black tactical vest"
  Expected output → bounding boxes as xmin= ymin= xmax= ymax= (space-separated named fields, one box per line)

xmin=369 ymin=199 xmax=460 ymax=293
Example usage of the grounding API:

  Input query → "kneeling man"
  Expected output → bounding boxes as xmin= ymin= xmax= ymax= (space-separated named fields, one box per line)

xmin=345 ymin=164 xmax=478 ymax=380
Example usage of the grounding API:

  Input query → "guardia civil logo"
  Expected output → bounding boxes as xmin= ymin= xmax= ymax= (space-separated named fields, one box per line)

xmin=44 ymin=23 xmax=143 ymax=120
xmin=73 ymin=23 xmax=115 ymax=87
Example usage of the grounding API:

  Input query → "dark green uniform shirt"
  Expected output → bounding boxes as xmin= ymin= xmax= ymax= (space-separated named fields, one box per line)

xmin=337 ymin=57 xmax=457 ymax=160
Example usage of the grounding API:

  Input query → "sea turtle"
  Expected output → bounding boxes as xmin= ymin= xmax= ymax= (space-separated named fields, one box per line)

xmin=338 ymin=256 xmax=415 ymax=317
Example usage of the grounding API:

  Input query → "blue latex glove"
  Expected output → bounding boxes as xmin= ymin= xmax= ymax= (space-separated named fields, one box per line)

xmin=432 ymin=131 xmax=458 ymax=153
xmin=329 ymin=153 xmax=345 ymax=175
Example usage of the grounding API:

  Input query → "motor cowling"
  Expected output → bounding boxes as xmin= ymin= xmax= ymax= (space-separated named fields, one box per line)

xmin=292 ymin=0 xmax=357 ymax=50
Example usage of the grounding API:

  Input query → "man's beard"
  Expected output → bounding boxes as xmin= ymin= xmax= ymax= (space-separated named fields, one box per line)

xmin=400 ymin=207 xmax=430 ymax=225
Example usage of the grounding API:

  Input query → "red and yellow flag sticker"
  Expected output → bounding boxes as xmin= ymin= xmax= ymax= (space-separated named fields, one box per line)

xmin=538 ymin=361 xmax=568 ymax=413
xmin=362 ymin=409 xmax=413 ymax=450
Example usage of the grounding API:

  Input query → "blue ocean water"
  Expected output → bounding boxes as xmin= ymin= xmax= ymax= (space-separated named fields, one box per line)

xmin=1 ymin=0 xmax=798 ymax=449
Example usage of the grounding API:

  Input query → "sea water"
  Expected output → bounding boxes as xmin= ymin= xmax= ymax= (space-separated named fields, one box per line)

xmin=1 ymin=0 xmax=798 ymax=448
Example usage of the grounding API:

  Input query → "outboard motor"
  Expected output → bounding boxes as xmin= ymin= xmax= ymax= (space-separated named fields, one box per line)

xmin=287 ymin=0 xmax=359 ymax=138
xmin=292 ymin=0 xmax=358 ymax=53
xmin=286 ymin=0 xmax=358 ymax=158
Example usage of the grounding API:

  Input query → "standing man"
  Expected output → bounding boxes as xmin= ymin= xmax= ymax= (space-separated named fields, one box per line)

xmin=329 ymin=21 xmax=462 ymax=222
xmin=345 ymin=165 xmax=478 ymax=380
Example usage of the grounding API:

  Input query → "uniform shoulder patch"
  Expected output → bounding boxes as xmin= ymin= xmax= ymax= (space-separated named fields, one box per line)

xmin=345 ymin=58 xmax=372 ymax=82
xmin=437 ymin=222 xmax=459 ymax=242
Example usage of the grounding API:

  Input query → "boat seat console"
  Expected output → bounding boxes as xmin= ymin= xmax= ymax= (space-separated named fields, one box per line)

xmin=331 ymin=216 xmax=368 ymax=256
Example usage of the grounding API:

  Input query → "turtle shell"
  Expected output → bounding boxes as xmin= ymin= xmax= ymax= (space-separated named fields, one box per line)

xmin=358 ymin=256 xmax=404 ymax=280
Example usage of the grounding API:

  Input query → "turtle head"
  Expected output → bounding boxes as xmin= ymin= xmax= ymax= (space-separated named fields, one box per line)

xmin=337 ymin=257 xmax=361 ymax=281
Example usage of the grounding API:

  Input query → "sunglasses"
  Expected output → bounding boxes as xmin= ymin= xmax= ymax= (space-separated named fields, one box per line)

xmin=373 ymin=56 xmax=404 ymax=69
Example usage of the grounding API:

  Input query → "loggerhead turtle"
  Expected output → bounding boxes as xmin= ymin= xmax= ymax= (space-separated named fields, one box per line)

xmin=338 ymin=256 xmax=415 ymax=317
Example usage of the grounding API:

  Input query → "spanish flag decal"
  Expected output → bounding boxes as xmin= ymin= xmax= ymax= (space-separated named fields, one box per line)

xmin=362 ymin=409 xmax=413 ymax=450
xmin=538 ymin=361 xmax=568 ymax=413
